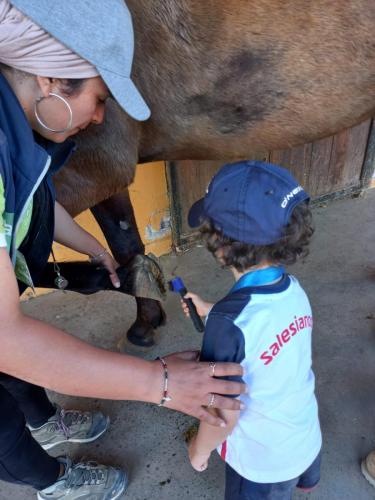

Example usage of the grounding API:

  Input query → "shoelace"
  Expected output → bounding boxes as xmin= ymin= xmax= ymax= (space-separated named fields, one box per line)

xmin=53 ymin=409 xmax=90 ymax=439
xmin=65 ymin=462 xmax=106 ymax=488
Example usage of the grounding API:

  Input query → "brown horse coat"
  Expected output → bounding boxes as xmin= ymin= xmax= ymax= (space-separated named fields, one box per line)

xmin=56 ymin=0 xmax=375 ymax=214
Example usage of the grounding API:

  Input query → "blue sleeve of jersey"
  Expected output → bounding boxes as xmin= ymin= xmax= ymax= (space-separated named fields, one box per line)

xmin=200 ymin=312 xmax=245 ymax=387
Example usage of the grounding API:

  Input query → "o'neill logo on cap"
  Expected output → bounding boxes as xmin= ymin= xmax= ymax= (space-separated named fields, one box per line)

xmin=281 ymin=186 xmax=303 ymax=208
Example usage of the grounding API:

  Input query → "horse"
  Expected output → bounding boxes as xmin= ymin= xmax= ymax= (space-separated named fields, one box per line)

xmin=50 ymin=0 xmax=375 ymax=347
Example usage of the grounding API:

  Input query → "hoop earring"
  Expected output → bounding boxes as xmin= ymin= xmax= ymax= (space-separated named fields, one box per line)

xmin=34 ymin=92 xmax=73 ymax=133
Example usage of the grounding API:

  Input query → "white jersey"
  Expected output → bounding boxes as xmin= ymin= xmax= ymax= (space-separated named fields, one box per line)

xmin=201 ymin=274 xmax=322 ymax=483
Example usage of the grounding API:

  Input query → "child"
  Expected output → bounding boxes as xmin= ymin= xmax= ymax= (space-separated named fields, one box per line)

xmin=182 ymin=160 xmax=322 ymax=500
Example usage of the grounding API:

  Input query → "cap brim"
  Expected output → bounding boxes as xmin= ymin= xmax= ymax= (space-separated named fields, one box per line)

xmin=99 ymin=68 xmax=151 ymax=121
xmin=188 ymin=198 xmax=206 ymax=227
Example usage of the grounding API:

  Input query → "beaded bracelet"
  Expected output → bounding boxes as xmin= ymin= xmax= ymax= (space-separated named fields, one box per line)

xmin=157 ymin=357 xmax=172 ymax=406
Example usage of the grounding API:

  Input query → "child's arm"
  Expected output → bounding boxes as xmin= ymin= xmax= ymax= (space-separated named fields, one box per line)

xmin=189 ymin=408 xmax=240 ymax=471
xmin=181 ymin=292 xmax=214 ymax=318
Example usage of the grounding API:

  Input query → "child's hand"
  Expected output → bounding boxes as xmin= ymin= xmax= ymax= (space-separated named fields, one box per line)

xmin=188 ymin=436 xmax=210 ymax=472
xmin=181 ymin=293 xmax=214 ymax=318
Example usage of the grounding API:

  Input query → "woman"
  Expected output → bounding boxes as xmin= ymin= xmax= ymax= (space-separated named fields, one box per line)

xmin=0 ymin=1 xmax=245 ymax=499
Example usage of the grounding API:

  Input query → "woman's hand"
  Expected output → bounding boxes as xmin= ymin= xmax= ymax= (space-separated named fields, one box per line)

xmin=54 ymin=201 xmax=120 ymax=288
xmin=188 ymin=435 xmax=210 ymax=472
xmin=181 ymin=293 xmax=214 ymax=318
xmin=91 ymin=250 xmax=121 ymax=289
xmin=155 ymin=351 xmax=246 ymax=426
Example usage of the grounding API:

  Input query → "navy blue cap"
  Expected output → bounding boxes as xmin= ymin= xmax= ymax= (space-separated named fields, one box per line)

xmin=188 ymin=161 xmax=309 ymax=245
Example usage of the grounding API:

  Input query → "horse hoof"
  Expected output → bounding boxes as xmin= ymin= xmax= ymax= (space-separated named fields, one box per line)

xmin=125 ymin=254 xmax=167 ymax=301
xmin=126 ymin=321 xmax=156 ymax=347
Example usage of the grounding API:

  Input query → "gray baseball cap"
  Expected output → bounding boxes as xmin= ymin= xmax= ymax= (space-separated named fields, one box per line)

xmin=11 ymin=0 xmax=151 ymax=121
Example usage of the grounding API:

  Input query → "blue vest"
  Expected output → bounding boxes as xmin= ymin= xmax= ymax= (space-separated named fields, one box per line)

xmin=0 ymin=73 xmax=75 ymax=265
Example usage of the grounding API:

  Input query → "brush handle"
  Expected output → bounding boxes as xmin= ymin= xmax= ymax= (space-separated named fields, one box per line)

xmin=180 ymin=287 xmax=205 ymax=333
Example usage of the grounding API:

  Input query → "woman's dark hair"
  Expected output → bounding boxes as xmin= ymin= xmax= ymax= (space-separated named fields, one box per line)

xmin=0 ymin=64 xmax=85 ymax=97
xmin=58 ymin=78 xmax=86 ymax=97
xmin=200 ymin=202 xmax=314 ymax=272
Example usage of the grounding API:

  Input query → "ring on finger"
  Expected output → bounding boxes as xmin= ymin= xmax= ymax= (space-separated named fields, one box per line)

xmin=208 ymin=393 xmax=216 ymax=408
xmin=209 ymin=361 xmax=216 ymax=377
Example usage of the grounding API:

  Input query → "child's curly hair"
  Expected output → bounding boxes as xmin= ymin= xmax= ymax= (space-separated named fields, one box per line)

xmin=200 ymin=202 xmax=314 ymax=272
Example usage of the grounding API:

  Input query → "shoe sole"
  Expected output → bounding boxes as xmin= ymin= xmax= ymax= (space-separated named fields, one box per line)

xmin=41 ymin=418 xmax=110 ymax=451
xmin=36 ymin=481 xmax=126 ymax=500
xmin=111 ymin=476 xmax=127 ymax=500
xmin=37 ymin=471 xmax=127 ymax=500
xmin=361 ymin=459 xmax=375 ymax=488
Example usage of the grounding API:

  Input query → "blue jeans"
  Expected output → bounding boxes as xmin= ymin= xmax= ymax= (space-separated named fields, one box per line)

xmin=0 ymin=376 xmax=59 ymax=489
xmin=225 ymin=451 xmax=321 ymax=500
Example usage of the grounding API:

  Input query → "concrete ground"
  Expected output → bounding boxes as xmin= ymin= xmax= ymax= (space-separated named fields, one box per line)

xmin=1 ymin=189 xmax=374 ymax=500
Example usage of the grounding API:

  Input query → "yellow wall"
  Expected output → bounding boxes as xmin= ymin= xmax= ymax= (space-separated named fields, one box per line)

xmin=128 ymin=161 xmax=172 ymax=256
xmin=53 ymin=161 xmax=171 ymax=262
xmin=23 ymin=161 xmax=171 ymax=299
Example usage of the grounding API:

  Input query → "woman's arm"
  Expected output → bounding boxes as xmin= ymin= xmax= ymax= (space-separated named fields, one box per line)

xmin=189 ymin=408 xmax=240 ymax=471
xmin=0 ymin=248 xmax=245 ymax=425
xmin=54 ymin=201 xmax=120 ymax=287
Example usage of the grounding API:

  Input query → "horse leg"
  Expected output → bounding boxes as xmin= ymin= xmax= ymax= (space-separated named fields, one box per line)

xmin=34 ymin=260 xmax=165 ymax=300
xmin=90 ymin=190 xmax=166 ymax=348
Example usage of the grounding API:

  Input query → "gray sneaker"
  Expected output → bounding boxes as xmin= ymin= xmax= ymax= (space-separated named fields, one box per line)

xmin=30 ymin=405 xmax=109 ymax=450
xmin=37 ymin=457 xmax=127 ymax=500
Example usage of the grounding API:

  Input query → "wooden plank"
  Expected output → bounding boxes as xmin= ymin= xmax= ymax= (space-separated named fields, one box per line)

xmin=342 ymin=119 xmax=371 ymax=185
xmin=308 ymin=136 xmax=334 ymax=197
xmin=328 ymin=119 xmax=371 ymax=193
xmin=360 ymin=119 xmax=375 ymax=187
xmin=327 ymin=128 xmax=349 ymax=193
xmin=167 ymin=160 xmax=222 ymax=246
xmin=270 ymin=144 xmax=313 ymax=189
